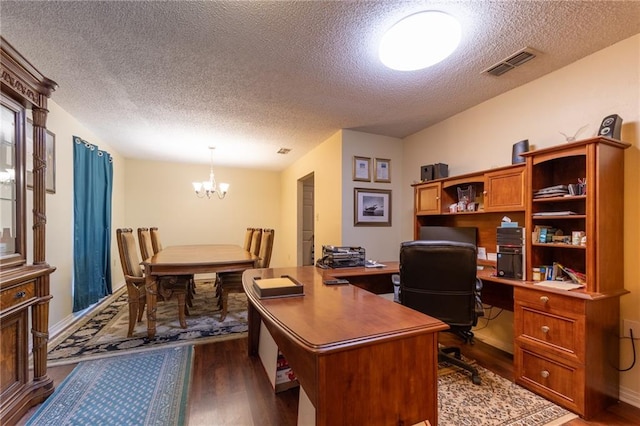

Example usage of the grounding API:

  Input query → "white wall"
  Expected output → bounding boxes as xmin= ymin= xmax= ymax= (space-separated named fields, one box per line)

xmin=402 ymin=34 xmax=640 ymax=405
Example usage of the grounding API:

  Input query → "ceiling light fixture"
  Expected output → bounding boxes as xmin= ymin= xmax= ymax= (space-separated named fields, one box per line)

xmin=379 ymin=11 xmax=461 ymax=71
xmin=192 ymin=147 xmax=229 ymax=199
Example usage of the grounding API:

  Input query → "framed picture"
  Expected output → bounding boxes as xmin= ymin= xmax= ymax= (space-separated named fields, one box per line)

xmin=354 ymin=188 xmax=392 ymax=226
xmin=26 ymin=120 xmax=56 ymax=194
xmin=374 ymin=158 xmax=391 ymax=183
xmin=352 ymin=156 xmax=371 ymax=181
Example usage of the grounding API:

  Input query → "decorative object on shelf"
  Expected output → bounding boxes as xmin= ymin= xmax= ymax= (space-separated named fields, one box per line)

xmin=511 ymin=139 xmax=529 ymax=164
xmin=192 ymin=146 xmax=229 ymax=199
xmin=560 ymin=124 xmax=588 ymax=142
xmin=352 ymin=156 xmax=371 ymax=181
xmin=597 ymin=113 xmax=622 ymax=140
xmin=374 ymin=158 xmax=391 ymax=183
xmin=26 ymin=119 xmax=56 ymax=194
xmin=354 ymin=188 xmax=391 ymax=226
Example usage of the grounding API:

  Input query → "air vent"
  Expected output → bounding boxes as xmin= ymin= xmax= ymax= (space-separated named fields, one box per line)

xmin=277 ymin=148 xmax=291 ymax=154
xmin=483 ymin=47 xmax=537 ymax=77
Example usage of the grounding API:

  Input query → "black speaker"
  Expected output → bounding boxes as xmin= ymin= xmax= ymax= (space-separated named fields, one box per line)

xmin=420 ymin=165 xmax=434 ymax=181
xmin=598 ymin=114 xmax=622 ymax=140
xmin=511 ymin=139 xmax=529 ymax=164
xmin=433 ymin=163 xmax=448 ymax=179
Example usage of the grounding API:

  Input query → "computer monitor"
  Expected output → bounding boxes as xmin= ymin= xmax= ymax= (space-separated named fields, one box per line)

xmin=418 ymin=226 xmax=478 ymax=246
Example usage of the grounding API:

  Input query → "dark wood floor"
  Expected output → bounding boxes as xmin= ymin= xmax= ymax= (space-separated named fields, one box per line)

xmin=18 ymin=335 xmax=640 ymax=425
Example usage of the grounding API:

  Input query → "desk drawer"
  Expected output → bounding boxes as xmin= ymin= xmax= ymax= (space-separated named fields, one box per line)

xmin=517 ymin=306 xmax=584 ymax=362
xmin=515 ymin=287 xmax=585 ymax=315
xmin=1 ymin=281 xmax=35 ymax=311
xmin=516 ymin=348 xmax=584 ymax=415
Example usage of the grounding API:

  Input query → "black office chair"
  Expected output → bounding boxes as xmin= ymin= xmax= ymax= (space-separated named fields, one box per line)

xmin=398 ymin=240 xmax=483 ymax=385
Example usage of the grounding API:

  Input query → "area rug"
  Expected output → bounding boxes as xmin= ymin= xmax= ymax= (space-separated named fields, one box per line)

xmin=47 ymin=280 xmax=247 ymax=366
xmin=28 ymin=345 xmax=192 ymax=426
xmin=438 ymin=362 xmax=578 ymax=426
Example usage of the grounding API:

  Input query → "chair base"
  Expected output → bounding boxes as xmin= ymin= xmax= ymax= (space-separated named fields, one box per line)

xmin=439 ymin=346 xmax=481 ymax=385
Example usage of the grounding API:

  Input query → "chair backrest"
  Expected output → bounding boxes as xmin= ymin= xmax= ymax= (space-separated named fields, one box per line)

xmin=399 ymin=240 xmax=479 ymax=328
xmin=242 ymin=228 xmax=255 ymax=252
xmin=137 ymin=228 xmax=155 ymax=261
xmin=150 ymin=227 xmax=163 ymax=253
xmin=249 ymin=228 xmax=262 ymax=256
xmin=256 ymin=229 xmax=275 ymax=268
xmin=116 ymin=228 xmax=143 ymax=279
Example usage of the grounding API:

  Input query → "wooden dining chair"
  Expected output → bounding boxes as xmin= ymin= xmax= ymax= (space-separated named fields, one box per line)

xmin=141 ymin=227 xmax=195 ymax=306
xmin=249 ymin=228 xmax=262 ymax=256
xmin=135 ymin=227 xmax=191 ymax=329
xmin=116 ymin=228 xmax=147 ymax=337
xmin=217 ymin=229 xmax=275 ymax=320
xmin=242 ymin=227 xmax=255 ymax=252
xmin=150 ymin=227 xmax=163 ymax=253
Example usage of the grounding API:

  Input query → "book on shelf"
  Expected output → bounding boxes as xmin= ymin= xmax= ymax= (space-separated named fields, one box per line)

xmin=252 ymin=275 xmax=304 ymax=299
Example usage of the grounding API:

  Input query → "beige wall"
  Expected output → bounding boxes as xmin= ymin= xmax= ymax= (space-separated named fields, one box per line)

xmin=280 ymin=130 xmax=343 ymax=266
xmin=30 ymin=100 xmax=127 ymax=331
xmin=402 ymin=34 xmax=640 ymax=405
xmin=341 ymin=130 xmax=404 ymax=261
xmin=123 ymin=158 xmax=282 ymax=264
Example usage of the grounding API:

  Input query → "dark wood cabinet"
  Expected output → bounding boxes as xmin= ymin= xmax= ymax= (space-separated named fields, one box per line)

xmin=1 ymin=37 xmax=57 ymax=425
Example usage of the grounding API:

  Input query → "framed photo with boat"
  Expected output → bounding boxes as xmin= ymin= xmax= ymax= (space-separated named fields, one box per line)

xmin=354 ymin=188 xmax=391 ymax=226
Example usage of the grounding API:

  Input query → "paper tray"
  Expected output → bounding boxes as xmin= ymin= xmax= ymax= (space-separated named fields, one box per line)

xmin=253 ymin=275 xmax=304 ymax=299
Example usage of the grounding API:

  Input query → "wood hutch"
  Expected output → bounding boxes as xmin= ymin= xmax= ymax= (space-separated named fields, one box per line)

xmin=1 ymin=38 xmax=57 ymax=424
xmin=412 ymin=136 xmax=629 ymax=419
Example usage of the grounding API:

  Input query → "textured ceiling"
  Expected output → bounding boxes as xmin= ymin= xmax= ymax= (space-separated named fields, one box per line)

xmin=1 ymin=1 xmax=639 ymax=170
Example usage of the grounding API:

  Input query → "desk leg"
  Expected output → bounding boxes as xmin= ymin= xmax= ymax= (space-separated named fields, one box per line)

xmin=247 ymin=302 xmax=261 ymax=356
xmin=145 ymin=275 xmax=158 ymax=340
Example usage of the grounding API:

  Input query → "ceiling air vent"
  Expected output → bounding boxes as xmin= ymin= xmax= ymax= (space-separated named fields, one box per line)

xmin=277 ymin=148 xmax=291 ymax=154
xmin=483 ymin=47 xmax=537 ymax=77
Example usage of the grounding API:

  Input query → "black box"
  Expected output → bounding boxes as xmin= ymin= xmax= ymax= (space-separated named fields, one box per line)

xmin=420 ymin=165 xmax=434 ymax=181
xmin=433 ymin=163 xmax=448 ymax=179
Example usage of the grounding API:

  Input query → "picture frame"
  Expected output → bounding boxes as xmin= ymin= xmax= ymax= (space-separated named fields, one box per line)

xmin=352 ymin=156 xmax=371 ymax=182
xmin=354 ymin=188 xmax=392 ymax=227
xmin=374 ymin=158 xmax=391 ymax=183
xmin=26 ymin=119 xmax=56 ymax=194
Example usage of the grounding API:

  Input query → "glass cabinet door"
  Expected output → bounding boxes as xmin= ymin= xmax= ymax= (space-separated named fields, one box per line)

xmin=0 ymin=94 xmax=26 ymax=267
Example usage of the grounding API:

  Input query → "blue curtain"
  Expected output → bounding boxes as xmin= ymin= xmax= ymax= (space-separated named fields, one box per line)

xmin=73 ymin=136 xmax=113 ymax=312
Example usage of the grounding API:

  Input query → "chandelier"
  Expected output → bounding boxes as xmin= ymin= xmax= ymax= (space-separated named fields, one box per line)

xmin=192 ymin=147 xmax=229 ymax=199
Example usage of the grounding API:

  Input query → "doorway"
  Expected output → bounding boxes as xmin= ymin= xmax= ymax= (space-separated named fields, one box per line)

xmin=299 ymin=173 xmax=315 ymax=266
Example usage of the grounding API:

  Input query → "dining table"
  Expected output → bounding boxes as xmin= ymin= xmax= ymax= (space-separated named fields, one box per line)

xmin=141 ymin=244 xmax=257 ymax=339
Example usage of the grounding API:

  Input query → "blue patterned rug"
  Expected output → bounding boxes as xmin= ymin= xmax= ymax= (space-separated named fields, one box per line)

xmin=27 ymin=346 xmax=192 ymax=426
xmin=47 ymin=280 xmax=247 ymax=366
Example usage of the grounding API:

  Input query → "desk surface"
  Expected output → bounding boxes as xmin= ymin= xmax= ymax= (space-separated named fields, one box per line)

xmin=245 ymin=265 xmax=446 ymax=352
xmin=244 ymin=265 xmax=447 ymax=425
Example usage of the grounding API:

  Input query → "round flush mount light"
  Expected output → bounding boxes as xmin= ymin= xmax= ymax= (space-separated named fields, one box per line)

xmin=379 ymin=11 xmax=462 ymax=71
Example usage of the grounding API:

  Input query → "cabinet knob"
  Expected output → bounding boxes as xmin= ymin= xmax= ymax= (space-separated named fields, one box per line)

xmin=541 ymin=325 xmax=550 ymax=334
xmin=14 ymin=291 xmax=26 ymax=299
xmin=436 ymin=196 xmax=440 ymax=200
xmin=540 ymin=296 xmax=549 ymax=304
xmin=483 ymin=190 xmax=488 ymax=195
xmin=540 ymin=370 xmax=550 ymax=379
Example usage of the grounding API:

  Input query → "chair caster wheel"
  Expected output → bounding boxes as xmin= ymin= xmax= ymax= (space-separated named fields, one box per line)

xmin=472 ymin=375 xmax=481 ymax=385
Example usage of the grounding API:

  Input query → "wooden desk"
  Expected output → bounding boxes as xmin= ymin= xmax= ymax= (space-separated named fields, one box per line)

xmin=142 ymin=244 xmax=256 ymax=339
xmin=243 ymin=266 xmax=447 ymax=426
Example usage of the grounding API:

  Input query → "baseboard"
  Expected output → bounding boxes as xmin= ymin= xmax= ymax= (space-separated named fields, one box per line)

xmin=619 ymin=385 xmax=640 ymax=409
xmin=47 ymin=282 xmax=126 ymax=346
xmin=473 ymin=331 xmax=514 ymax=355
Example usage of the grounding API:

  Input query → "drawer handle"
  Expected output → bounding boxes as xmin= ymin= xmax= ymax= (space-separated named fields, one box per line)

xmin=541 ymin=326 xmax=550 ymax=334
xmin=14 ymin=291 xmax=26 ymax=299
xmin=540 ymin=296 xmax=549 ymax=304
xmin=540 ymin=370 xmax=550 ymax=379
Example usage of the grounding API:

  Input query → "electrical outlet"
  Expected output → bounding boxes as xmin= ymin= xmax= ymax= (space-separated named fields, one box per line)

xmin=623 ymin=319 xmax=640 ymax=338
